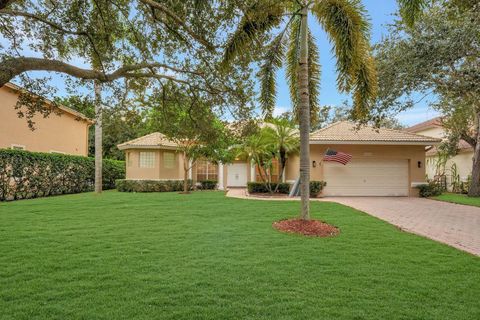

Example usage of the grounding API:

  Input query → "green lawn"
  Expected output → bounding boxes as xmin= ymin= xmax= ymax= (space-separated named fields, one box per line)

xmin=433 ymin=193 xmax=480 ymax=207
xmin=1 ymin=192 xmax=479 ymax=319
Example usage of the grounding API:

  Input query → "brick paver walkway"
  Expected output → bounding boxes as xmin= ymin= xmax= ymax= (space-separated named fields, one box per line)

xmin=324 ymin=197 xmax=480 ymax=256
xmin=226 ymin=189 xmax=480 ymax=256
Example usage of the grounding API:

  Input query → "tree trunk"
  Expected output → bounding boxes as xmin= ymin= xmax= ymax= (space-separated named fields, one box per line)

xmin=298 ymin=7 xmax=310 ymax=220
xmin=183 ymin=153 xmax=190 ymax=194
xmin=94 ymin=80 xmax=103 ymax=193
xmin=468 ymin=111 xmax=480 ymax=196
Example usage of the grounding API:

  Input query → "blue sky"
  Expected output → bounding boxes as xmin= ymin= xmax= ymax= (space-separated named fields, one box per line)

xmin=273 ymin=0 xmax=439 ymax=126
xmin=6 ymin=0 xmax=439 ymax=127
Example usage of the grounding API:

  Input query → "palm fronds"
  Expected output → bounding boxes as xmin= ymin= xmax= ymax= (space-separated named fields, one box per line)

xmin=307 ymin=30 xmax=321 ymax=126
xmin=221 ymin=1 xmax=285 ymax=69
xmin=351 ymin=54 xmax=377 ymax=121
xmin=286 ymin=14 xmax=301 ymax=116
xmin=311 ymin=0 xmax=371 ymax=92
xmin=259 ymin=28 xmax=288 ymax=117
xmin=397 ymin=0 xmax=428 ymax=27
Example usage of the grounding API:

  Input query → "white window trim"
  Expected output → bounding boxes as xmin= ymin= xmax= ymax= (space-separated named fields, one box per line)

xmin=196 ymin=160 xmax=218 ymax=180
xmin=11 ymin=144 xmax=26 ymax=150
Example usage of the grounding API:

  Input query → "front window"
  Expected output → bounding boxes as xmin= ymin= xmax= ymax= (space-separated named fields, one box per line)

xmin=139 ymin=152 xmax=155 ymax=168
xmin=163 ymin=152 xmax=175 ymax=169
xmin=256 ymin=158 xmax=280 ymax=182
xmin=196 ymin=159 xmax=218 ymax=181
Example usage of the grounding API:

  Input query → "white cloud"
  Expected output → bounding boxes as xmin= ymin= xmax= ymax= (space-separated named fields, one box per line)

xmin=273 ymin=105 xmax=290 ymax=116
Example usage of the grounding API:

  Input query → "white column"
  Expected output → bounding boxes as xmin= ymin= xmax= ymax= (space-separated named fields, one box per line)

xmin=218 ymin=163 xmax=224 ymax=190
xmin=188 ymin=160 xmax=193 ymax=180
xmin=250 ymin=160 xmax=256 ymax=182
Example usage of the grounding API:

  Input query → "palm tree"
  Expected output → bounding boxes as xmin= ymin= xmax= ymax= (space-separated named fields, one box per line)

xmin=222 ymin=0 xmax=377 ymax=220
xmin=263 ymin=119 xmax=299 ymax=191
xmin=234 ymin=132 xmax=272 ymax=187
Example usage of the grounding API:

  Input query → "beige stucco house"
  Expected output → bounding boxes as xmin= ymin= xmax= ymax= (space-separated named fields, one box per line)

xmin=0 ymin=83 xmax=92 ymax=156
xmin=407 ymin=117 xmax=473 ymax=188
xmin=118 ymin=121 xmax=440 ymax=197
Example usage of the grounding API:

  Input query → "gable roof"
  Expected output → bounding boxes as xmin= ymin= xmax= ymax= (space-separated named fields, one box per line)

xmin=3 ymin=82 xmax=93 ymax=124
xmin=406 ymin=117 xmax=442 ymax=133
xmin=310 ymin=121 xmax=441 ymax=145
xmin=117 ymin=132 xmax=179 ymax=150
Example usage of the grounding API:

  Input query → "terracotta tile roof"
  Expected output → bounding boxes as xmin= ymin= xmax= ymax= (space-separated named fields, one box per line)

xmin=310 ymin=121 xmax=441 ymax=144
xmin=117 ymin=132 xmax=179 ymax=150
xmin=406 ymin=117 xmax=442 ymax=133
xmin=4 ymin=82 xmax=93 ymax=124
xmin=426 ymin=139 xmax=473 ymax=156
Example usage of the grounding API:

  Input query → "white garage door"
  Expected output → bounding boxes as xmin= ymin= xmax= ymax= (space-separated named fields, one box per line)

xmin=323 ymin=159 xmax=409 ymax=196
xmin=227 ymin=163 xmax=248 ymax=187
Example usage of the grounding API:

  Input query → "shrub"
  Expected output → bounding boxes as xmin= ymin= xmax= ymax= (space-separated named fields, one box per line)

xmin=199 ymin=180 xmax=217 ymax=190
xmin=116 ymin=179 xmax=193 ymax=192
xmin=310 ymin=181 xmax=327 ymax=197
xmin=416 ymin=182 xmax=443 ymax=198
xmin=247 ymin=182 xmax=291 ymax=194
xmin=0 ymin=149 xmax=125 ymax=201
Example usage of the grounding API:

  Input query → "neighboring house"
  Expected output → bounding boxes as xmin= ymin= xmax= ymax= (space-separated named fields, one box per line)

xmin=407 ymin=117 xmax=473 ymax=187
xmin=118 ymin=121 xmax=440 ymax=197
xmin=0 ymin=83 xmax=92 ymax=156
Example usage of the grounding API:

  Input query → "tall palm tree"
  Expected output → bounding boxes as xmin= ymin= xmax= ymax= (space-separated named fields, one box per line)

xmin=222 ymin=0 xmax=377 ymax=220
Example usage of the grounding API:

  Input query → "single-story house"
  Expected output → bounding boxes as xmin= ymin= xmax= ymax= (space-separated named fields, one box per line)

xmin=118 ymin=121 xmax=441 ymax=197
xmin=407 ymin=117 xmax=473 ymax=188
xmin=0 ymin=82 xmax=93 ymax=156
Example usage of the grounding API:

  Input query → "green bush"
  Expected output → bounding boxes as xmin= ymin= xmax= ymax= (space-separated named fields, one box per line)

xmin=310 ymin=181 xmax=327 ymax=197
xmin=416 ymin=182 xmax=443 ymax=198
xmin=199 ymin=180 xmax=217 ymax=190
xmin=0 ymin=149 xmax=125 ymax=201
xmin=116 ymin=179 xmax=193 ymax=192
xmin=247 ymin=182 xmax=291 ymax=194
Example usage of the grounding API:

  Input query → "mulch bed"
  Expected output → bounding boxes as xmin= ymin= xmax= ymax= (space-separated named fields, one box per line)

xmin=273 ymin=218 xmax=339 ymax=237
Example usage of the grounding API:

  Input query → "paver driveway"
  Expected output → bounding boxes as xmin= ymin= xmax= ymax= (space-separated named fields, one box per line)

xmin=330 ymin=197 xmax=480 ymax=256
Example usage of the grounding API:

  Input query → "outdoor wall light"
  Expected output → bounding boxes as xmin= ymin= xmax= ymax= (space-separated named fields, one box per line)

xmin=418 ymin=161 xmax=422 ymax=168
xmin=312 ymin=160 xmax=317 ymax=168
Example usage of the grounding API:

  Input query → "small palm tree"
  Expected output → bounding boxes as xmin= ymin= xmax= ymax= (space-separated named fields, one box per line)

xmin=222 ymin=0 xmax=377 ymax=220
xmin=234 ymin=132 xmax=272 ymax=185
xmin=263 ymin=119 xmax=299 ymax=191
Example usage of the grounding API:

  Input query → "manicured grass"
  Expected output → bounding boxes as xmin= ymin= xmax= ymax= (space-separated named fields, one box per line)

xmin=1 ymin=191 xmax=479 ymax=319
xmin=433 ymin=193 xmax=480 ymax=207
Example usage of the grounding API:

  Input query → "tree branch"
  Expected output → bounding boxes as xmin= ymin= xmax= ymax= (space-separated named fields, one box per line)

xmin=139 ymin=0 xmax=214 ymax=51
xmin=0 ymin=57 xmax=202 ymax=87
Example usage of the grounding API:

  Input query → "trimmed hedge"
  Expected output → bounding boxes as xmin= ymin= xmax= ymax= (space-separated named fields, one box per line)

xmin=247 ymin=182 xmax=291 ymax=194
xmin=199 ymin=180 xmax=217 ymax=190
xmin=116 ymin=179 xmax=193 ymax=192
xmin=310 ymin=180 xmax=327 ymax=197
xmin=416 ymin=182 xmax=443 ymax=198
xmin=0 ymin=149 xmax=125 ymax=201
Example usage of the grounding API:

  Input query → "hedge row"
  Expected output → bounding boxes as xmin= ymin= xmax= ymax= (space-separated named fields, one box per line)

xmin=198 ymin=180 xmax=217 ymax=190
xmin=247 ymin=182 xmax=291 ymax=194
xmin=247 ymin=180 xmax=327 ymax=196
xmin=116 ymin=179 xmax=193 ymax=192
xmin=0 ymin=149 xmax=125 ymax=201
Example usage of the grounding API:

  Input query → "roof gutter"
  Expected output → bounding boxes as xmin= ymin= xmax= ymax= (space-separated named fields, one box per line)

xmin=309 ymin=140 xmax=441 ymax=146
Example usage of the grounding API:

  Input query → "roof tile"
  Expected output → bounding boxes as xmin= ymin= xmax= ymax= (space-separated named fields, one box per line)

xmin=310 ymin=121 xmax=441 ymax=144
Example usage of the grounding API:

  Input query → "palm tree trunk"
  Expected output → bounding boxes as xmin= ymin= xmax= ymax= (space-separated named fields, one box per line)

xmin=298 ymin=7 xmax=310 ymax=220
xmin=94 ymin=80 xmax=102 ymax=193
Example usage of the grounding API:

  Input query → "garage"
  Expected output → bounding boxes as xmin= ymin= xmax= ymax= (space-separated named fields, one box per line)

xmin=323 ymin=159 xmax=409 ymax=196
xmin=308 ymin=121 xmax=442 ymax=197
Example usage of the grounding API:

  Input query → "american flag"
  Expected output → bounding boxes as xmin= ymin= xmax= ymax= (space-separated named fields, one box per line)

xmin=323 ymin=149 xmax=352 ymax=165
